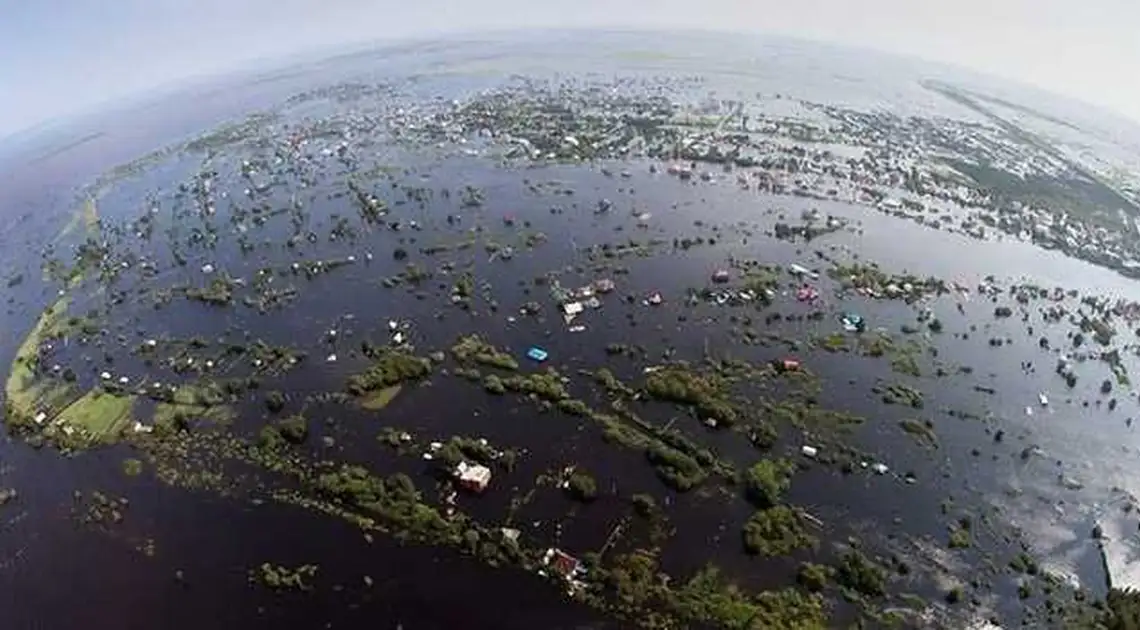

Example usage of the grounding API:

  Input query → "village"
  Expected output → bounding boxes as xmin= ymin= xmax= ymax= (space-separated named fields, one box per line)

xmin=663 ymin=86 xmax=1140 ymax=279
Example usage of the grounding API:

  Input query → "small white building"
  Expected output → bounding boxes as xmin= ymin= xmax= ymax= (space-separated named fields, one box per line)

xmin=454 ymin=461 xmax=492 ymax=493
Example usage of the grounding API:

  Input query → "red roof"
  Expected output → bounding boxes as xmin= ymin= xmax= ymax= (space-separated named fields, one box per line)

xmin=549 ymin=550 xmax=580 ymax=576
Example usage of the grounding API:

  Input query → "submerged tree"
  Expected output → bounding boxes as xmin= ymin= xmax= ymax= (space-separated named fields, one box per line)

xmin=744 ymin=458 xmax=794 ymax=508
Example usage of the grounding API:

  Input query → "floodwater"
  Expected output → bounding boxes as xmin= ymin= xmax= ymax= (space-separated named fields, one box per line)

xmin=3 ymin=30 xmax=1140 ymax=628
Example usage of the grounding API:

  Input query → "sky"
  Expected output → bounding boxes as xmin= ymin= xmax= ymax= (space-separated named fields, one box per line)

xmin=2 ymin=0 xmax=1139 ymax=139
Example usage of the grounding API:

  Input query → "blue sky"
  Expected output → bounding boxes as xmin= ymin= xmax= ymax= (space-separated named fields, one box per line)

xmin=3 ymin=0 xmax=1139 ymax=138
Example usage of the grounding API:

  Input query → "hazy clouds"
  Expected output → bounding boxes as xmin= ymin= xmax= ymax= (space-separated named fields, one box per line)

xmin=2 ymin=0 xmax=1138 ymax=137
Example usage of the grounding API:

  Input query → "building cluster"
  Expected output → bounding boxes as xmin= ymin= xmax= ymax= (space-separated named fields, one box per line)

xmin=665 ymin=98 xmax=1140 ymax=280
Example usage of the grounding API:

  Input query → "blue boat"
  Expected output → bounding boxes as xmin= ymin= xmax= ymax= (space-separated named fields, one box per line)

xmin=526 ymin=347 xmax=549 ymax=362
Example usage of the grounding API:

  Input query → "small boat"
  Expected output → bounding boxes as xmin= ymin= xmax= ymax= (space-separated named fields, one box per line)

xmin=1038 ymin=392 xmax=1049 ymax=407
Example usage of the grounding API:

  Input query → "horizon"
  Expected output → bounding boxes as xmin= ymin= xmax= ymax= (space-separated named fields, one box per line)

xmin=2 ymin=27 xmax=1136 ymax=155
xmin=2 ymin=0 xmax=1139 ymax=142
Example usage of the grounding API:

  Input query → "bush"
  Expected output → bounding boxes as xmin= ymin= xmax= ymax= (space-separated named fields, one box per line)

xmin=948 ymin=526 xmax=970 ymax=549
xmin=744 ymin=458 xmax=794 ymax=508
xmin=797 ymin=563 xmax=832 ymax=592
xmin=748 ymin=421 xmax=778 ymax=451
xmin=742 ymin=506 xmax=815 ymax=556
xmin=646 ymin=443 xmax=707 ymax=491
xmin=277 ymin=414 xmax=308 ymax=444
xmin=566 ymin=471 xmax=598 ymax=502
xmin=670 ymin=566 xmax=827 ymax=629
xmin=346 ymin=350 xmax=432 ymax=396
xmin=265 ymin=390 xmax=286 ymax=413
xmin=1008 ymin=552 xmax=1038 ymax=575
xmin=315 ymin=465 xmax=387 ymax=505
xmin=1018 ymin=582 xmax=1032 ymax=600
xmin=501 ymin=370 xmax=569 ymax=401
xmin=451 ymin=335 xmax=519 ymax=371
xmin=645 ymin=367 xmax=739 ymax=426
xmin=836 ymin=550 xmax=886 ymax=597
xmin=557 ymin=398 xmax=591 ymax=416
xmin=631 ymin=493 xmax=656 ymax=517
xmin=1107 ymin=588 xmax=1140 ymax=630
xmin=482 ymin=374 xmax=506 ymax=395
xmin=258 ymin=425 xmax=285 ymax=450
xmin=434 ymin=437 xmax=499 ymax=469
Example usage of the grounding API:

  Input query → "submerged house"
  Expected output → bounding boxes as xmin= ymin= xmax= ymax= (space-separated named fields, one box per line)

xmin=454 ymin=461 xmax=492 ymax=493
xmin=778 ymin=358 xmax=801 ymax=372
xmin=543 ymin=548 xmax=583 ymax=578
xmin=542 ymin=547 xmax=588 ymax=596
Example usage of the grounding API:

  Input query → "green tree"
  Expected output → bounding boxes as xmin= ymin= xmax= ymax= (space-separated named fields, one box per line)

xmin=1108 ymin=588 xmax=1140 ymax=630
xmin=744 ymin=458 xmax=794 ymax=508
xmin=742 ymin=506 xmax=815 ymax=556
xmin=566 ymin=471 xmax=598 ymax=502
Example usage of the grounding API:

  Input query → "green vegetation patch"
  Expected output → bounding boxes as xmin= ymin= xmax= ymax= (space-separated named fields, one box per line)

xmin=796 ymin=562 xmax=833 ymax=592
xmin=347 ymin=349 xmax=432 ymax=396
xmin=184 ymin=277 xmax=237 ymax=306
xmin=645 ymin=365 xmax=739 ymax=426
xmin=676 ymin=566 xmax=826 ymax=629
xmin=565 ymin=470 xmax=598 ymax=502
xmin=450 ymin=334 xmax=520 ymax=370
xmin=744 ymin=458 xmax=795 ymax=508
xmin=153 ymin=380 xmax=235 ymax=427
xmin=500 ymin=369 xmax=570 ymax=401
xmin=359 ymin=385 xmax=403 ymax=410
xmin=836 ymin=549 xmax=887 ymax=597
xmin=4 ymin=297 xmax=76 ymax=427
xmin=55 ymin=389 xmax=136 ymax=444
xmin=828 ymin=262 xmax=945 ymax=300
xmin=742 ymin=506 xmax=816 ymax=556
xmin=254 ymin=562 xmax=318 ymax=590
xmin=948 ymin=526 xmax=971 ymax=549
xmin=598 ymin=555 xmax=828 ymax=629
xmin=432 ymin=436 xmax=507 ymax=469
xmin=646 ymin=442 xmax=707 ymax=491
xmin=899 ymin=419 xmax=938 ymax=448
xmin=1106 ymin=588 xmax=1140 ymax=629
xmin=876 ymin=382 xmax=924 ymax=408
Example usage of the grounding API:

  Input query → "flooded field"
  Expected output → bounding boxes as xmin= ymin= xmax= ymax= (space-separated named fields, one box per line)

xmin=3 ymin=31 xmax=1140 ymax=629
